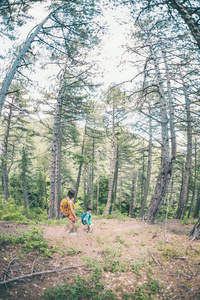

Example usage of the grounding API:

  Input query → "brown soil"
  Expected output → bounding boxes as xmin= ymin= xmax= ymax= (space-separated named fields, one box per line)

xmin=0 ymin=218 xmax=200 ymax=299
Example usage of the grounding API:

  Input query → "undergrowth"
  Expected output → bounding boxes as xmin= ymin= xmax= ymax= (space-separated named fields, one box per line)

xmin=0 ymin=227 xmax=53 ymax=257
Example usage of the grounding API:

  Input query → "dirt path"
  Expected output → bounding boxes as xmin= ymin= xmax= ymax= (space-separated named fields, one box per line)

xmin=0 ymin=218 xmax=200 ymax=299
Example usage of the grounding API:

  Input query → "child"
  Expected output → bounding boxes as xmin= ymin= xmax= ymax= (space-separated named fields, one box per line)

xmin=86 ymin=205 xmax=94 ymax=233
xmin=60 ymin=189 xmax=78 ymax=235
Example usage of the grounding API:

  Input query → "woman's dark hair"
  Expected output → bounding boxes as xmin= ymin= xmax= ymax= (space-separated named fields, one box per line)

xmin=87 ymin=205 xmax=93 ymax=211
xmin=67 ymin=189 xmax=75 ymax=199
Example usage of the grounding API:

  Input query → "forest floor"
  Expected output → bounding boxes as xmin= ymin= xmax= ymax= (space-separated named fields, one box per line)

xmin=0 ymin=217 xmax=200 ymax=299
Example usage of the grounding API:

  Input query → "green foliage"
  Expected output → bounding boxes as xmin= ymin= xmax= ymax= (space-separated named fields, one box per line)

xmin=43 ymin=274 xmax=117 ymax=300
xmin=0 ymin=227 xmax=52 ymax=257
xmin=29 ymin=207 xmax=48 ymax=222
xmin=157 ymin=243 xmax=185 ymax=259
xmin=113 ymin=235 xmax=125 ymax=244
xmin=0 ymin=198 xmax=27 ymax=222
xmin=0 ymin=198 xmax=48 ymax=223
xmin=122 ymin=280 xmax=165 ymax=299
xmin=66 ymin=246 xmax=82 ymax=256
xmin=181 ymin=216 xmax=189 ymax=225
xmin=107 ymin=210 xmax=128 ymax=221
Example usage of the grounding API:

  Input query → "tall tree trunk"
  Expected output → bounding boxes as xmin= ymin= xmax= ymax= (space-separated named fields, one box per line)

xmin=144 ymin=40 xmax=176 ymax=223
xmin=133 ymin=172 xmax=139 ymax=215
xmin=193 ymin=188 xmax=200 ymax=219
xmin=119 ymin=177 xmax=122 ymax=212
xmin=90 ymin=137 xmax=95 ymax=207
xmin=83 ymin=165 xmax=87 ymax=211
xmin=129 ymin=171 xmax=135 ymax=217
xmin=129 ymin=171 xmax=138 ymax=217
xmin=103 ymin=105 xmax=115 ymax=215
xmin=139 ymin=105 xmax=152 ymax=218
xmin=21 ymin=147 xmax=29 ymax=217
xmin=141 ymin=143 xmax=145 ymax=204
xmin=55 ymin=124 xmax=63 ymax=219
xmin=188 ymin=139 xmax=198 ymax=218
xmin=96 ymin=156 xmax=100 ymax=214
xmin=2 ymin=101 xmax=13 ymax=202
xmin=175 ymin=66 xmax=192 ymax=219
xmin=48 ymin=65 xmax=65 ymax=219
xmin=74 ymin=123 xmax=87 ymax=204
xmin=112 ymin=143 xmax=119 ymax=212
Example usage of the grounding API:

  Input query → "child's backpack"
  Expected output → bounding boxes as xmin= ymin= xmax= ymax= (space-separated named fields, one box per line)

xmin=60 ymin=199 xmax=70 ymax=217
xmin=81 ymin=212 xmax=87 ymax=225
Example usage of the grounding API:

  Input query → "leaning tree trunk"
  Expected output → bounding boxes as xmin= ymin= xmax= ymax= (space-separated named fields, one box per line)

xmin=190 ymin=217 xmax=200 ymax=240
xmin=74 ymin=122 xmax=87 ymax=204
xmin=139 ymin=104 xmax=152 ymax=218
xmin=175 ymin=66 xmax=192 ymax=219
xmin=144 ymin=40 xmax=176 ymax=223
xmin=0 ymin=11 xmax=55 ymax=115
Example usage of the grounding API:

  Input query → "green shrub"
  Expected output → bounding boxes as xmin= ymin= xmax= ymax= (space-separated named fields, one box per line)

xmin=0 ymin=227 xmax=52 ymax=257
xmin=0 ymin=198 xmax=27 ymax=222
xmin=122 ymin=280 xmax=165 ymax=299
xmin=43 ymin=275 xmax=117 ymax=300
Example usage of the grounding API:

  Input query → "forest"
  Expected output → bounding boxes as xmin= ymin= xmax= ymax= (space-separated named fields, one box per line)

xmin=1 ymin=0 xmax=200 ymax=236
xmin=0 ymin=0 xmax=200 ymax=298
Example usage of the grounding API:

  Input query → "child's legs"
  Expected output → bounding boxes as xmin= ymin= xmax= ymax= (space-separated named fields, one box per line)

xmin=69 ymin=219 xmax=75 ymax=232
xmin=89 ymin=224 xmax=94 ymax=232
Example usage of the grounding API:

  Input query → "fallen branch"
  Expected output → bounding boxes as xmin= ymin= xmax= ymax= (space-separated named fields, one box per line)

xmin=174 ymin=257 xmax=187 ymax=260
xmin=0 ymin=264 xmax=84 ymax=286
xmin=152 ymin=231 xmax=165 ymax=239
xmin=150 ymin=253 xmax=161 ymax=265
